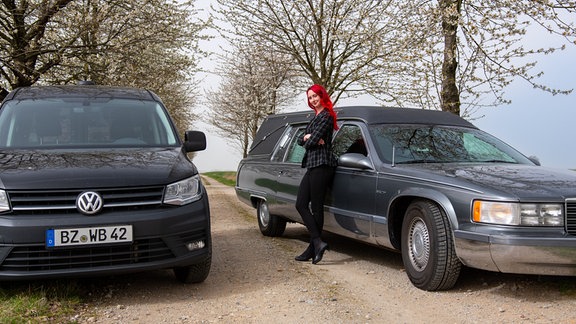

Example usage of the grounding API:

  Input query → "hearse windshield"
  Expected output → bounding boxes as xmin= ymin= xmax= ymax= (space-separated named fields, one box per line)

xmin=368 ymin=124 xmax=534 ymax=165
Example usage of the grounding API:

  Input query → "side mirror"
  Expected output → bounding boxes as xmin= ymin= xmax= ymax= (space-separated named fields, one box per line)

xmin=338 ymin=153 xmax=373 ymax=170
xmin=183 ymin=130 xmax=206 ymax=153
xmin=528 ymin=155 xmax=541 ymax=166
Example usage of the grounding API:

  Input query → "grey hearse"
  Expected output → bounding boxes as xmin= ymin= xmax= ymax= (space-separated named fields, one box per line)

xmin=235 ymin=106 xmax=576 ymax=291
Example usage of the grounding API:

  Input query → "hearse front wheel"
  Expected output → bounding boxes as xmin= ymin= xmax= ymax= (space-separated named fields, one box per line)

xmin=401 ymin=199 xmax=461 ymax=291
xmin=257 ymin=200 xmax=286 ymax=237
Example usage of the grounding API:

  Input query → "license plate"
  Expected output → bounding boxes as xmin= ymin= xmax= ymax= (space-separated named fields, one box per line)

xmin=46 ymin=225 xmax=133 ymax=247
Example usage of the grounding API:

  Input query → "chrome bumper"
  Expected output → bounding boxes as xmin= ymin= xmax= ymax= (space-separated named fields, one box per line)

xmin=454 ymin=230 xmax=576 ymax=276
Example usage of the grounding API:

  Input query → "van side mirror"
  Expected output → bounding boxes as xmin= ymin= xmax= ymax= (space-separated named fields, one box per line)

xmin=183 ymin=130 xmax=206 ymax=152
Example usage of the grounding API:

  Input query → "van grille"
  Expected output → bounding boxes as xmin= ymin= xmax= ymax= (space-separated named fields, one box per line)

xmin=1 ymin=239 xmax=171 ymax=271
xmin=7 ymin=187 xmax=165 ymax=214
xmin=0 ymin=229 xmax=206 ymax=272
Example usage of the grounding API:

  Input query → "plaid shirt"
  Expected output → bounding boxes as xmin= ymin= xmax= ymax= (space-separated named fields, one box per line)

xmin=298 ymin=109 xmax=337 ymax=169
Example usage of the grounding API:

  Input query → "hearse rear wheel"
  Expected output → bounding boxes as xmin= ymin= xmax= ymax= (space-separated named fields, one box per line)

xmin=257 ymin=200 xmax=286 ymax=237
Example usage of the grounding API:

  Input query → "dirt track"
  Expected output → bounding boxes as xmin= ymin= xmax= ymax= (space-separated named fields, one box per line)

xmin=84 ymin=178 xmax=576 ymax=323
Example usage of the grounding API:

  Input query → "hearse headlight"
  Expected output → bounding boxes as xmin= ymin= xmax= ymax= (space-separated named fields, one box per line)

xmin=164 ymin=175 xmax=202 ymax=206
xmin=473 ymin=201 xmax=563 ymax=226
xmin=0 ymin=190 xmax=10 ymax=212
xmin=520 ymin=204 xmax=563 ymax=226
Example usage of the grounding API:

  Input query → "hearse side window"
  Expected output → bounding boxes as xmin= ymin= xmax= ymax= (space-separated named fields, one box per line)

xmin=283 ymin=127 xmax=306 ymax=163
xmin=332 ymin=124 xmax=367 ymax=157
xmin=271 ymin=125 xmax=306 ymax=163
xmin=271 ymin=126 xmax=295 ymax=162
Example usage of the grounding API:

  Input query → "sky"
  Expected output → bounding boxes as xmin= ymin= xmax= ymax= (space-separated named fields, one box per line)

xmin=191 ymin=4 xmax=576 ymax=172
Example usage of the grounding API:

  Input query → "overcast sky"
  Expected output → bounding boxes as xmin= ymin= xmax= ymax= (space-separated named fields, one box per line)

xmin=192 ymin=3 xmax=576 ymax=172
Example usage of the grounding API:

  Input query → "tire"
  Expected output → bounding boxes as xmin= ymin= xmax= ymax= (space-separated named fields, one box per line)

xmin=173 ymin=244 xmax=212 ymax=284
xmin=401 ymin=199 xmax=462 ymax=291
xmin=257 ymin=200 xmax=286 ymax=237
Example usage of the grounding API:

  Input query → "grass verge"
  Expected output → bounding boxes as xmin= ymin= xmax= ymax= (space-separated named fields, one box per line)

xmin=203 ymin=171 xmax=236 ymax=187
xmin=0 ymin=280 xmax=93 ymax=323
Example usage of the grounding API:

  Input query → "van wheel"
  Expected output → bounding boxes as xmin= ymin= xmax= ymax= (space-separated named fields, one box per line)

xmin=401 ymin=199 xmax=461 ymax=291
xmin=257 ymin=200 xmax=286 ymax=237
xmin=174 ymin=250 xmax=212 ymax=284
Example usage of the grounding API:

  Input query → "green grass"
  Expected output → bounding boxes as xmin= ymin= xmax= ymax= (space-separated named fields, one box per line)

xmin=202 ymin=171 xmax=237 ymax=187
xmin=0 ymin=280 xmax=93 ymax=323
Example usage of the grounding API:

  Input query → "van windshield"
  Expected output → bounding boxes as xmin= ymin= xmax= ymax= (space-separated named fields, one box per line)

xmin=0 ymin=98 xmax=179 ymax=148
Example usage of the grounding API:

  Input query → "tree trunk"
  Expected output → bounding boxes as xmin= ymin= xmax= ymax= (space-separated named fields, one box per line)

xmin=243 ymin=129 xmax=249 ymax=159
xmin=439 ymin=0 xmax=461 ymax=115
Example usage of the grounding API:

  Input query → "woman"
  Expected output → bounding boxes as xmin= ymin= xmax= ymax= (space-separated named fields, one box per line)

xmin=295 ymin=84 xmax=338 ymax=264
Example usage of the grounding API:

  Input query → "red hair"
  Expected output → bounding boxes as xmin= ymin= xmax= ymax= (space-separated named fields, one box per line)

xmin=307 ymin=84 xmax=339 ymax=130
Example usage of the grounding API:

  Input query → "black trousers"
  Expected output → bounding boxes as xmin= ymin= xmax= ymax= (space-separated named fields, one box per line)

xmin=295 ymin=165 xmax=334 ymax=240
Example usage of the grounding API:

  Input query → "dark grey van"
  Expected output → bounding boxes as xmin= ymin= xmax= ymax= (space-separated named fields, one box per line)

xmin=0 ymin=85 xmax=211 ymax=283
xmin=236 ymin=106 xmax=576 ymax=291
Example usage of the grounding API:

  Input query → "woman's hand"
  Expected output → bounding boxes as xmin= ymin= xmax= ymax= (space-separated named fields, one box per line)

xmin=304 ymin=134 xmax=325 ymax=145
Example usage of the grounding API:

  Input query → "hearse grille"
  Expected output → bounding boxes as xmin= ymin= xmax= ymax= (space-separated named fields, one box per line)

xmin=7 ymin=186 xmax=165 ymax=215
xmin=0 ymin=229 xmax=206 ymax=272
xmin=567 ymin=200 xmax=576 ymax=236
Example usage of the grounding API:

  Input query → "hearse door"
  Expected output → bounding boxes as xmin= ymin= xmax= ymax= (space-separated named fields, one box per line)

xmin=269 ymin=125 xmax=307 ymax=221
xmin=326 ymin=123 xmax=376 ymax=239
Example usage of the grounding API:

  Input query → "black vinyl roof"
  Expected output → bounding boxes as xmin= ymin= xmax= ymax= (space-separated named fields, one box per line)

xmin=334 ymin=106 xmax=475 ymax=127
xmin=249 ymin=106 xmax=476 ymax=155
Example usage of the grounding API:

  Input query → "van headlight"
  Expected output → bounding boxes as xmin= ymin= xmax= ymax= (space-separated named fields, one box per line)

xmin=473 ymin=201 xmax=563 ymax=226
xmin=0 ymin=190 xmax=10 ymax=212
xmin=164 ymin=175 xmax=202 ymax=206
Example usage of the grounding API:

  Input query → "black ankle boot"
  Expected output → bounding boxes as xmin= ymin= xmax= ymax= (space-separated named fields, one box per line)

xmin=295 ymin=244 xmax=314 ymax=261
xmin=312 ymin=239 xmax=329 ymax=264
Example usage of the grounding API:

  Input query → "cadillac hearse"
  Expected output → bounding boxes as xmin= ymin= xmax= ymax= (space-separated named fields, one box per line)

xmin=236 ymin=106 xmax=576 ymax=291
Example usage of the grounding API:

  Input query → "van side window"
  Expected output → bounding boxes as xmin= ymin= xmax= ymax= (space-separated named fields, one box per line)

xmin=332 ymin=124 xmax=367 ymax=157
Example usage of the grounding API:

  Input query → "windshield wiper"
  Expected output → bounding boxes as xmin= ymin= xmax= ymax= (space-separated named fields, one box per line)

xmin=479 ymin=159 xmax=517 ymax=163
xmin=396 ymin=159 xmax=438 ymax=164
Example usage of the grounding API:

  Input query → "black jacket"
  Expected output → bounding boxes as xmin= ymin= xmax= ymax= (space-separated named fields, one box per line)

xmin=298 ymin=109 xmax=337 ymax=168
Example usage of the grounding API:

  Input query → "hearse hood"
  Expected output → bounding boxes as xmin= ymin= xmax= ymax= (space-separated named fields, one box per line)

xmin=409 ymin=163 xmax=576 ymax=199
xmin=0 ymin=148 xmax=196 ymax=190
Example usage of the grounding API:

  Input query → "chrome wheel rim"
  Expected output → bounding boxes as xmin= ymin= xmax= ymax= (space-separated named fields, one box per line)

xmin=258 ymin=202 xmax=270 ymax=227
xmin=408 ymin=217 xmax=430 ymax=272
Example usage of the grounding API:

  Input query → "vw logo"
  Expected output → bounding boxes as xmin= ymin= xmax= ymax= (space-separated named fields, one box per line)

xmin=76 ymin=191 xmax=103 ymax=215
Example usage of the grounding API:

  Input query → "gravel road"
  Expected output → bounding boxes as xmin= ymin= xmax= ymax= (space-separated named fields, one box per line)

xmin=83 ymin=177 xmax=576 ymax=323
